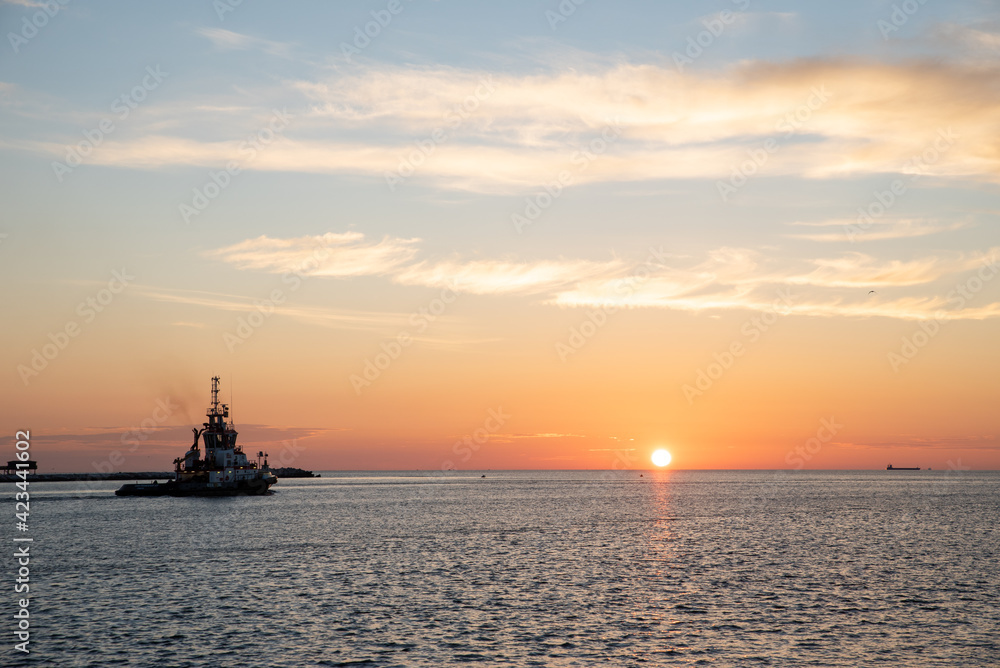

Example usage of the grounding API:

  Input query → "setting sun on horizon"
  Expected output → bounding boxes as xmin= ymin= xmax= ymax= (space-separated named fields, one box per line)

xmin=651 ymin=449 xmax=672 ymax=468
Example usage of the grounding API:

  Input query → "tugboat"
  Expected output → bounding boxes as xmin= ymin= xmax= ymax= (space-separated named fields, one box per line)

xmin=116 ymin=377 xmax=277 ymax=496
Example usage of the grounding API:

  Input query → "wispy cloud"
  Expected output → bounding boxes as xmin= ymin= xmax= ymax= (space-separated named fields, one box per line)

xmin=785 ymin=219 xmax=969 ymax=242
xmin=285 ymin=58 xmax=1000 ymax=185
xmin=196 ymin=28 xmax=294 ymax=58
xmin=491 ymin=433 xmax=592 ymax=445
xmin=930 ymin=22 xmax=1000 ymax=56
xmin=210 ymin=232 xmax=624 ymax=297
xmin=393 ymin=258 xmax=625 ymax=296
xmin=787 ymin=252 xmax=968 ymax=288
xmin=204 ymin=232 xmax=1000 ymax=322
xmin=10 ymin=57 xmax=1000 ymax=191
xmin=209 ymin=232 xmax=420 ymax=278
xmin=835 ymin=434 xmax=999 ymax=450
xmin=132 ymin=285 xmax=413 ymax=331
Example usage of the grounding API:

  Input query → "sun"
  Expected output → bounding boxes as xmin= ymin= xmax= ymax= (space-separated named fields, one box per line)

xmin=651 ymin=449 xmax=672 ymax=467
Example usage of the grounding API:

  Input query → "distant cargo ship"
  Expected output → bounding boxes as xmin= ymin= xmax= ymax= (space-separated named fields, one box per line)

xmin=886 ymin=464 xmax=920 ymax=471
xmin=116 ymin=377 xmax=277 ymax=496
xmin=270 ymin=467 xmax=319 ymax=478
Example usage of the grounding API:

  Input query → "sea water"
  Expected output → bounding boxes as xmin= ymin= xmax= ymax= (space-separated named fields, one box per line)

xmin=7 ymin=470 xmax=999 ymax=666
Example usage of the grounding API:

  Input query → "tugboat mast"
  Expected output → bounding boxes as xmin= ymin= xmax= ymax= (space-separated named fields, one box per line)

xmin=210 ymin=375 xmax=224 ymax=417
xmin=211 ymin=375 xmax=220 ymax=412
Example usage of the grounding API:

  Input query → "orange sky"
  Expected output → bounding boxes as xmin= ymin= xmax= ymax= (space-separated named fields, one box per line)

xmin=7 ymin=300 xmax=998 ymax=472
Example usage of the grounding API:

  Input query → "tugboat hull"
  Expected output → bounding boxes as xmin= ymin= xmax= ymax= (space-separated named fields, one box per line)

xmin=171 ymin=476 xmax=276 ymax=496
xmin=115 ymin=482 xmax=172 ymax=497
xmin=116 ymin=477 xmax=276 ymax=497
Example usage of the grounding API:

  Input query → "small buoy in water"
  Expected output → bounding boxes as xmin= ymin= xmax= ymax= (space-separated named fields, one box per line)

xmin=640 ymin=474 xmax=643 ymax=477
xmin=481 ymin=474 xmax=486 ymax=478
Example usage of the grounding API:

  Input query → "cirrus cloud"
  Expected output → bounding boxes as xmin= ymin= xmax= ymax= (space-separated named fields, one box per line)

xmin=203 ymin=232 xmax=1000 ymax=323
xmin=9 ymin=54 xmax=1000 ymax=192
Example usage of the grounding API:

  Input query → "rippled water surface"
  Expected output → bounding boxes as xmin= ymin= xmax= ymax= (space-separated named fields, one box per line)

xmin=8 ymin=470 xmax=1000 ymax=666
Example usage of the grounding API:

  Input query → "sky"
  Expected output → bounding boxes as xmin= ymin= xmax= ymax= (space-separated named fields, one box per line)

xmin=2 ymin=0 xmax=999 ymax=472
